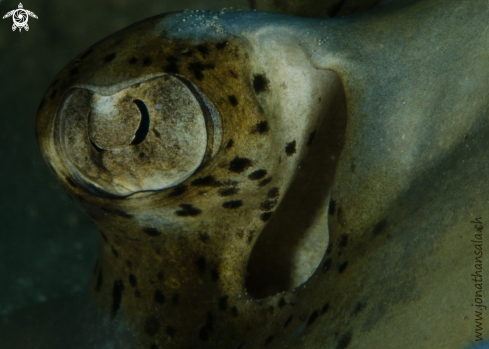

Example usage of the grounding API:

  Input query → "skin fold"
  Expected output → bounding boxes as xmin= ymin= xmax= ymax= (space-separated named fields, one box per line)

xmin=1 ymin=0 xmax=488 ymax=348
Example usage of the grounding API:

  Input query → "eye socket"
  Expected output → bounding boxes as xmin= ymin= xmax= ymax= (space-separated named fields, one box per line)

xmin=58 ymin=75 xmax=220 ymax=196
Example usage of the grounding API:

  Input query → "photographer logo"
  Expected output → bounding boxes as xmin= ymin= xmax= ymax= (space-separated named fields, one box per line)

xmin=3 ymin=3 xmax=37 ymax=32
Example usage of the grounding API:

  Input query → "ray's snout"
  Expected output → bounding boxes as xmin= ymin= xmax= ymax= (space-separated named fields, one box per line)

xmin=58 ymin=75 xmax=220 ymax=196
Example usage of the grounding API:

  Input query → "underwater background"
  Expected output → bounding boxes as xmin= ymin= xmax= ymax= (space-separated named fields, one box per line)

xmin=0 ymin=0 xmax=248 ymax=316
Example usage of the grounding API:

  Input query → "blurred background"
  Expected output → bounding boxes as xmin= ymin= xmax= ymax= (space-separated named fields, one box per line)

xmin=0 ymin=0 xmax=248 ymax=316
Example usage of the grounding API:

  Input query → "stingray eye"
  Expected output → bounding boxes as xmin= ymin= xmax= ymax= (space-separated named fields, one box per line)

xmin=58 ymin=75 xmax=220 ymax=196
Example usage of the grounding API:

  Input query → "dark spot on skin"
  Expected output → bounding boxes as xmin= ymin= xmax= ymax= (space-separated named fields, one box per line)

xmin=351 ymin=162 xmax=356 ymax=172
xmin=338 ymin=261 xmax=349 ymax=273
xmin=69 ymin=67 xmax=79 ymax=77
xmin=247 ymin=230 xmax=255 ymax=244
xmin=219 ymin=295 xmax=229 ymax=311
xmin=154 ymin=290 xmax=165 ymax=304
xmin=111 ymin=246 xmax=119 ymax=257
xmin=199 ymin=232 xmax=210 ymax=243
xmin=251 ymin=120 xmax=269 ymax=134
xmin=336 ymin=331 xmax=353 ymax=349
xmin=112 ymin=280 xmax=124 ymax=316
xmin=199 ymin=327 xmax=209 ymax=341
xmin=339 ymin=234 xmax=348 ymax=248
xmin=268 ymin=188 xmax=279 ymax=199
xmin=219 ymin=187 xmax=239 ymax=197
xmin=264 ymin=335 xmax=274 ymax=346
xmin=260 ymin=200 xmax=277 ymax=211
xmin=307 ymin=310 xmax=319 ymax=327
xmin=326 ymin=242 xmax=333 ymax=254
xmin=197 ymin=44 xmax=209 ymax=56
xmin=322 ymin=303 xmax=330 ymax=314
xmin=170 ymin=185 xmax=187 ymax=197
xmin=129 ymin=57 xmax=138 ymax=64
xmin=129 ymin=274 xmax=137 ymax=288
xmin=278 ymin=298 xmax=286 ymax=308
xmin=248 ymin=169 xmax=267 ymax=180
xmin=232 ymin=306 xmax=238 ymax=317
xmin=95 ymin=269 xmax=103 ymax=291
xmin=143 ymin=57 xmax=152 ymax=66
xmin=284 ymin=315 xmax=293 ymax=327
xmin=139 ymin=152 xmax=145 ymax=159
xmin=166 ymin=326 xmax=176 ymax=337
xmin=329 ymin=200 xmax=336 ymax=215
xmin=144 ymin=316 xmax=161 ymax=336
xmin=80 ymin=47 xmax=93 ymax=59
xmin=211 ymin=268 xmax=220 ymax=281
xmin=100 ymin=231 xmax=108 ymax=243
xmin=253 ymin=74 xmax=269 ymax=93
xmin=206 ymin=311 xmax=216 ymax=332
xmin=229 ymin=157 xmax=252 ymax=173
xmin=259 ymin=177 xmax=272 ymax=187
xmin=153 ymin=128 xmax=161 ymax=138
xmin=307 ymin=130 xmax=316 ymax=146
xmin=226 ymin=139 xmax=234 ymax=149
xmin=171 ymin=293 xmax=179 ymax=305
xmin=104 ymin=53 xmax=116 ymax=63
xmin=215 ymin=41 xmax=228 ymax=49
xmin=38 ymin=98 xmax=46 ymax=112
xmin=337 ymin=207 xmax=343 ymax=216
xmin=373 ymin=219 xmax=387 ymax=236
xmin=223 ymin=200 xmax=243 ymax=209
xmin=329 ymin=0 xmax=346 ymax=17
xmin=192 ymin=175 xmax=222 ymax=187
xmin=196 ymin=256 xmax=206 ymax=273
xmin=50 ymin=89 xmax=57 ymax=100
xmin=285 ymin=140 xmax=297 ymax=156
xmin=175 ymin=204 xmax=202 ymax=217
xmin=229 ymin=69 xmax=238 ymax=78
xmin=228 ymin=95 xmax=239 ymax=107
xmin=163 ymin=56 xmax=180 ymax=74
xmin=260 ymin=211 xmax=274 ymax=222
xmin=143 ymin=228 xmax=162 ymax=237
xmin=352 ymin=302 xmax=366 ymax=315
xmin=157 ymin=271 xmax=164 ymax=281
xmin=323 ymin=258 xmax=332 ymax=272
xmin=189 ymin=62 xmax=215 ymax=80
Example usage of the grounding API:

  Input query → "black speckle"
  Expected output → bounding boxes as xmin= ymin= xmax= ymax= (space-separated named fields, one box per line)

xmin=336 ymin=331 xmax=352 ymax=349
xmin=259 ymin=177 xmax=272 ymax=187
xmin=175 ymin=204 xmax=202 ymax=217
xmin=153 ymin=128 xmax=161 ymax=138
xmin=229 ymin=157 xmax=252 ymax=173
xmin=285 ymin=140 xmax=296 ymax=156
xmin=248 ymin=169 xmax=267 ymax=180
xmin=129 ymin=57 xmax=138 ymax=64
xmin=260 ymin=211 xmax=274 ymax=222
xmin=219 ymin=295 xmax=229 ymax=310
xmin=154 ymin=290 xmax=166 ymax=304
xmin=329 ymin=0 xmax=346 ymax=17
xmin=338 ymin=234 xmax=348 ymax=248
xmin=189 ymin=62 xmax=215 ymax=80
xmin=307 ymin=310 xmax=319 ymax=327
xmin=253 ymin=74 xmax=269 ymax=93
xmin=199 ymin=232 xmax=210 ymax=243
xmin=206 ymin=311 xmax=216 ymax=332
xmin=338 ymin=261 xmax=349 ymax=273
xmin=157 ymin=271 xmax=164 ymax=281
xmin=323 ymin=258 xmax=332 ymax=272
xmin=226 ymin=139 xmax=234 ymax=149
xmin=260 ymin=199 xmax=277 ymax=211
xmin=197 ymin=44 xmax=209 ymax=56
xmin=143 ymin=228 xmax=162 ymax=237
xmin=104 ymin=53 xmax=116 ymax=63
xmin=100 ymin=231 xmax=109 ymax=243
xmin=112 ymin=280 xmax=124 ymax=316
xmin=171 ymin=293 xmax=180 ymax=305
xmin=199 ymin=326 xmax=209 ymax=341
xmin=215 ymin=41 xmax=228 ymax=49
xmin=229 ymin=69 xmax=238 ymax=78
xmin=163 ymin=56 xmax=180 ymax=74
xmin=264 ymin=335 xmax=274 ymax=346
xmin=80 ymin=47 xmax=94 ymax=59
xmin=267 ymin=187 xmax=279 ymax=198
xmin=144 ymin=316 xmax=160 ymax=336
xmin=284 ymin=315 xmax=293 ymax=327
xmin=251 ymin=121 xmax=269 ymax=134
xmin=352 ymin=302 xmax=366 ymax=315
xmin=326 ymin=243 xmax=333 ymax=254
xmin=143 ymin=57 xmax=152 ymax=66
xmin=70 ymin=67 xmax=79 ymax=77
xmin=170 ymin=185 xmax=187 ymax=197
xmin=129 ymin=274 xmax=137 ymax=288
xmin=166 ymin=326 xmax=176 ymax=337
xmin=95 ymin=269 xmax=103 ymax=291
xmin=50 ymin=89 xmax=57 ymax=100
xmin=321 ymin=303 xmax=330 ymax=314
xmin=278 ymin=298 xmax=286 ymax=309
xmin=111 ymin=246 xmax=119 ymax=257
xmin=219 ymin=187 xmax=239 ymax=197
xmin=329 ymin=200 xmax=336 ymax=215
xmin=228 ymin=95 xmax=238 ymax=107
xmin=223 ymin=200 xmax=243 ymax=209
xmin=196 ymin=256 xmax=206 ymax=273
xmin=307 ymin=130 xmax=316 ymax=146
xmin=211 ymin=268 xmax=220 ymax=281
xmin=232 ymin=306 xmax=238 ymax=317
xmin=191 ymin=175 xmax=222 ymax=187
xmin=373 ymin=219 xmax=387 ymax=236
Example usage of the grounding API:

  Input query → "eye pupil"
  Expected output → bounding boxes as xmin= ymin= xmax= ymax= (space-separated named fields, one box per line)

xmin=131 ymin=99 xmax=150 ymax=145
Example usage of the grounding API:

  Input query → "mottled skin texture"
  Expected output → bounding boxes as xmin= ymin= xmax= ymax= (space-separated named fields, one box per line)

xmin=3 ymin=0 xmax=489 ymax=348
